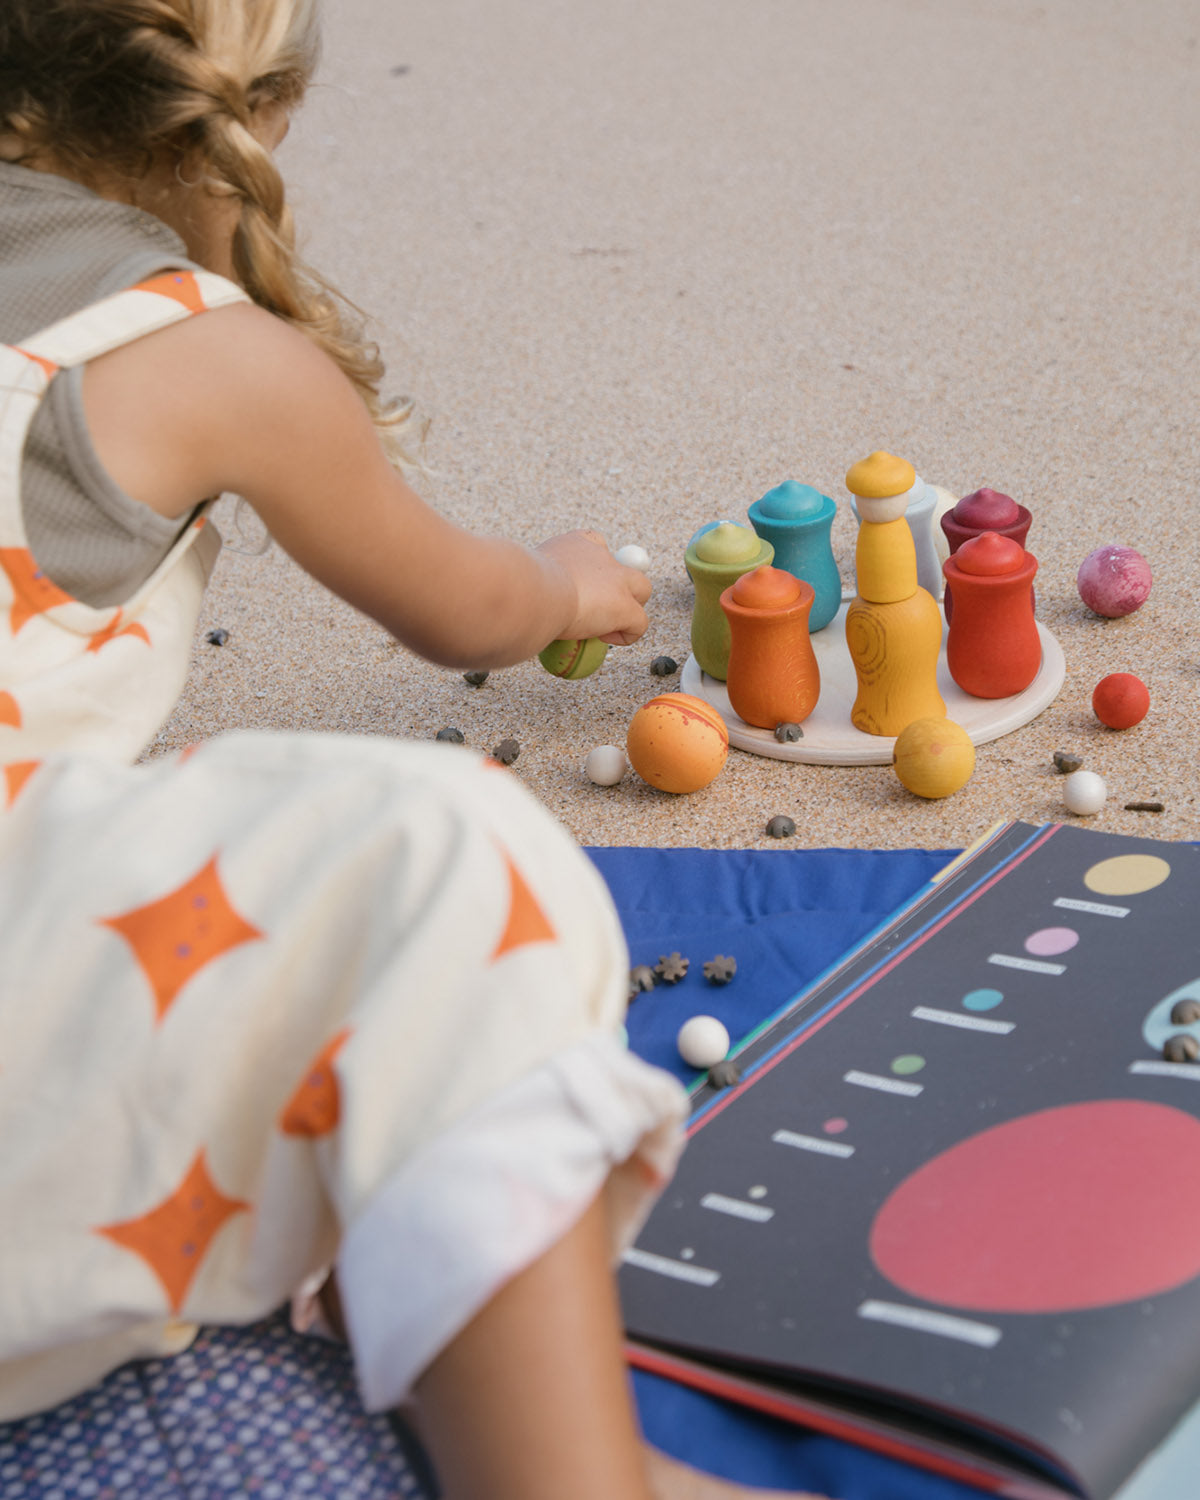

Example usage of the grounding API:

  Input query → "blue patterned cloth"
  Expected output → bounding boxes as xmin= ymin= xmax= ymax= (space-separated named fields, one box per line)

xmin=0 ymin=1311 xmax=432 ymax=1498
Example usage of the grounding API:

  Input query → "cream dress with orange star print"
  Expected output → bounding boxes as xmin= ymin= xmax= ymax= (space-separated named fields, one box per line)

xmin=0 ymin=272 xmax=688 ymax=1421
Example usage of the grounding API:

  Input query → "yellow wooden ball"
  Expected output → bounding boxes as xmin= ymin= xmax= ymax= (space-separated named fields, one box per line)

xmin=892 ymin=716 xmax=975 ymax=799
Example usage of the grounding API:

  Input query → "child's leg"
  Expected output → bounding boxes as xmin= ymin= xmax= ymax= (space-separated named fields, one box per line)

xmin=410 ymin=1192 xmax=826 ymax=1500
xmin=413 ymin=1192 xmax=654 ymax=1500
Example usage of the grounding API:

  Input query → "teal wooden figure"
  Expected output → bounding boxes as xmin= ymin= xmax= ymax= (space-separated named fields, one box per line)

xmin=747 ymin=481 xmax=841 ymax=633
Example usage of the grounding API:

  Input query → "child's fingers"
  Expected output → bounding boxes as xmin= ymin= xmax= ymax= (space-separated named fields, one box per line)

xmin=623 ymin=564 xmax=653 ymax=605
xmin=536 ymin=529 xmax=652 ymax=636
xmin=597 ymin=615 xmax=648 ymax=646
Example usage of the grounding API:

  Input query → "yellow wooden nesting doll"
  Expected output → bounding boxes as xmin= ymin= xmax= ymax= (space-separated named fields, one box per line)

xmin=844 ymin=451 xmax=945 ymax=736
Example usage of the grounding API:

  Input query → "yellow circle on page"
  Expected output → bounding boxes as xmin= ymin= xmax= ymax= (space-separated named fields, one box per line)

xmin=1083 ymin=854 xmax=1171 ymax=897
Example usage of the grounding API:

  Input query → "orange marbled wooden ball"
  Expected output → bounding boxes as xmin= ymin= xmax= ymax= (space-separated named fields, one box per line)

xmin=626 ymin=693 xmax=729 ymax=794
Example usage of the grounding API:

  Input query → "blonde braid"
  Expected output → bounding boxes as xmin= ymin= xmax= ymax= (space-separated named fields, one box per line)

xmin=203 ymin=107 xmax=417 ymax=463
xmin=175 ymin=3 xmax=420 ymax=464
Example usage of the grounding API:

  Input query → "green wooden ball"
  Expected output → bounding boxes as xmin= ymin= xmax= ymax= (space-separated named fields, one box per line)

xmin=538 ymin=636 xmax=609 ymax=679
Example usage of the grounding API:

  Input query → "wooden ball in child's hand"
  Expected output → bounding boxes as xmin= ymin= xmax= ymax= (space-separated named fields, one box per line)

xmin=615 ymin=543 xmax=651 ymax=572
xmin=892 ymin=717 xmax=975 ymax=798
xmin=539 ymin=637 xmax=609 ymax=678
xmin=1092 ymin=672 xmax=1149 ymax=729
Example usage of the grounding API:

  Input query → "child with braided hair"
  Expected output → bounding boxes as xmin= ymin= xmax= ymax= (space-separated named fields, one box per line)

xmin=0 ymin=4 xmax=821 ymax=1498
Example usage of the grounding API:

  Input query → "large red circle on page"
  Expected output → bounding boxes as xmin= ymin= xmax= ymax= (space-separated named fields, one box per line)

xmin=870 ymin=1100 xmax=1200 ymax=1313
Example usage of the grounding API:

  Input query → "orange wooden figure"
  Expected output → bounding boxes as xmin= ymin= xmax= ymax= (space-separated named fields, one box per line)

xmin=844 ymin=452 xmax=945 ymax=736
xmin=720 ymin=565 xmax=820 ymax=729
xmin=943 ymin=531 xmax=1040 ymax=698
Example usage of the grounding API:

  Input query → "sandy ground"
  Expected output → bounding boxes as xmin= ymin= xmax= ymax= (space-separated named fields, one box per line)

xmin=151 ymin=0 xmax=1200 ymax=854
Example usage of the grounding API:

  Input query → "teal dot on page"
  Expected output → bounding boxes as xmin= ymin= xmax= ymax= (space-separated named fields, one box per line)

xmin=963 ymin=988 xmax=1005 ymax=1011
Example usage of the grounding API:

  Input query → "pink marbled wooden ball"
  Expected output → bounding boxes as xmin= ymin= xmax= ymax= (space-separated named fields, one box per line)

xmin=1077 ymin=545 xmax=1152 ymax=618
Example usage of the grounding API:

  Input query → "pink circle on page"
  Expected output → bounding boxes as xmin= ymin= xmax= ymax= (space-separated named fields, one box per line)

xmin=1024 ymin=926 xmax=1079 ymax=957
xmin=870 ymin=1101 xmax=1200 ymax=1312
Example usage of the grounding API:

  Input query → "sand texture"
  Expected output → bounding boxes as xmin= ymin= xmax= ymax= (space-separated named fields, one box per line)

xmin=151 ymin=0 xmax=1200 ymax=852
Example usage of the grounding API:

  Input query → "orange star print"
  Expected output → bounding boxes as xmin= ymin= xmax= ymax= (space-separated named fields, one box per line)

xmin=136 ymin=270 xmax=207 ymax=314
xmin=3 ymin=761 xmax=38 ymax=807
xmin=280 ymin=1029 xmax=351 ymax=1137
xmin=0 ymin=691 xmax=20 ymax=728
xmin=0 ymin=547 xmax=74 ymax=634
xmin=489 ymin=851 xmax=556 ymax=961
xmin=86 ymin=609 xmax=151 ymax=653
xmin=95 ymin=1150 xmax=250 ymax=1313
xmin=13 ymin=347 xmax=57 ymax=382
xmin=99 ymin=855 xmax=265 ymax=1021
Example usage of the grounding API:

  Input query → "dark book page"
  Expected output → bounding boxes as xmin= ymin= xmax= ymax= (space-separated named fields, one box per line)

xmin=622 ymin=823 xmax=1200 ymax=1500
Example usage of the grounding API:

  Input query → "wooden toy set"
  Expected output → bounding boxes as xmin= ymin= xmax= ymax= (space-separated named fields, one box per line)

xmin=551 ymin=450 xmax=1150 ymax=806
xmin=680 ymin=451 xmax=1066 ymax=768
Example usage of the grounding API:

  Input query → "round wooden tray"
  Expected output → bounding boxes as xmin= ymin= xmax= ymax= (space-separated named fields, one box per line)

xmin=679 ymin=603 xmax=1066 ymax=766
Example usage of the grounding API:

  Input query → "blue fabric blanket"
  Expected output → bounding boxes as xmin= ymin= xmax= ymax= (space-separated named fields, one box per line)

xmin=2 ymin=845 xmax=971 ymax=1499
xmin=594 ymin=845 xmax=976 ymax=1499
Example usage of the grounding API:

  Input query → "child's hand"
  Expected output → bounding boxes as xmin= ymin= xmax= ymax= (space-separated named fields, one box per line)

xmin=535 ymin=530 xmax=652 ymax=647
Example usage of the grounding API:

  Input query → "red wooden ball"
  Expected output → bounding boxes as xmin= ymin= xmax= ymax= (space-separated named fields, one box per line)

xmin=1092 ymin=672 xmax=1150 ymax=729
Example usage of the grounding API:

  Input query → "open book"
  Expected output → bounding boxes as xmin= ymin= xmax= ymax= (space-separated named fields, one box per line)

xmin=620 ymin=821 xmax=1200 ymax=1500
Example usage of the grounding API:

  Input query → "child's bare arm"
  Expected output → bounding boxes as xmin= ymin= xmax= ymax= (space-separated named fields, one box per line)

xmin=83 ymin=302 xmax=650 ymax=667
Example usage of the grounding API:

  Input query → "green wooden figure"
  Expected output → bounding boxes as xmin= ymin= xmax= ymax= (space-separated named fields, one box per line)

xmin=684 ymin=522 xmax=773 ymax=680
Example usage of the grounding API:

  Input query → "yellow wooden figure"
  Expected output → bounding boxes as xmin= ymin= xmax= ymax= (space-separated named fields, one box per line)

xmin=844 ymin=451 xmax=945 ymax=735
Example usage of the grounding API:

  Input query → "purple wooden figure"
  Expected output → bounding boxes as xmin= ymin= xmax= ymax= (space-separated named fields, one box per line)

xmin=940 ymin=488 xmax=1032 ymax=620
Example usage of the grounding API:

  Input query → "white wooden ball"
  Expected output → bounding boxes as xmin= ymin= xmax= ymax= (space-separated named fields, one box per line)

xmin=1064 ymin=769 xmax=1107 ymax=816
xmin=615 ymin=544 xmax=651 ymax=572
xmin=585 ymin=745 xmax=627 ymax=785
xmin=677 ymin=1015 xmax=731 ymax=1069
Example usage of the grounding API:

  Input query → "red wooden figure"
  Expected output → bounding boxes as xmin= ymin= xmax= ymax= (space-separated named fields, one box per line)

xmin=943 ymin=532 xmax=1040 ymax=699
